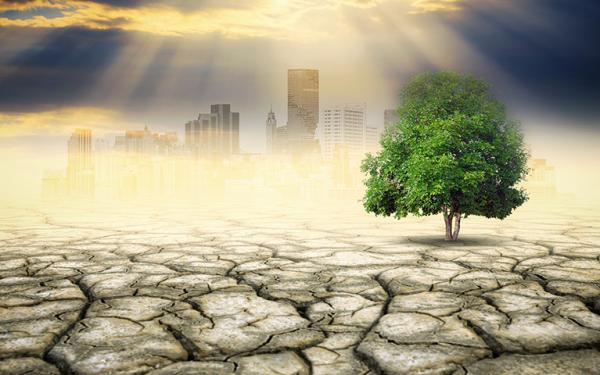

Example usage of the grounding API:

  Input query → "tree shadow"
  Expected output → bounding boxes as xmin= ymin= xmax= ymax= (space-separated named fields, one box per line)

xmin=405 ymin=235 xmax=509 ymax=247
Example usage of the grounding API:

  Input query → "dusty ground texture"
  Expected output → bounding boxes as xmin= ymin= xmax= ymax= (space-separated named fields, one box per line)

xmin=0 ymin=202 xmax=599 ymax=375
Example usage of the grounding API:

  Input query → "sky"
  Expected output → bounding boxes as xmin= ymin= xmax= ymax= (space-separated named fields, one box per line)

xmin=0 ymin=0 xmax=599 ymax=199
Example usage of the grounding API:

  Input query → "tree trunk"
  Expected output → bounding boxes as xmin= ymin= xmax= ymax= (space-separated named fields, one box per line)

xmin=452 ymin=212 xmax=461 ymax=240
xmin=443 ymin=210 xmax=461 ymax=241
xmin=444 ymin=211 xmax=453 ymax=241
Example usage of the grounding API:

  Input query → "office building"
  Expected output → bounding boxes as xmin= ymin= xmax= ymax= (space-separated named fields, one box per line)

xmin=115 ymin=126 xmax=178 ymax=155
xmin=287 ymin=69 xmax=319 ymax=152
xmin=322 ymin=105 xmax=381 ymax=160
xmin=185 ymin=104 xmax=240 ymax=156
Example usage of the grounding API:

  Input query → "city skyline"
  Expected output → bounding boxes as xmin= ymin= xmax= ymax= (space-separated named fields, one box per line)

xmin=2 ymin=1 xmax=599 ymax=138
xmin=40 ymin=123 xmax=561 ymax=205
xmin=1 ymin=0 xmax=599 ymax=202
xmin=32 ymin=67 xmax=391 ymax=154
xmin=78 ymin=65 xmax=392 ymax=157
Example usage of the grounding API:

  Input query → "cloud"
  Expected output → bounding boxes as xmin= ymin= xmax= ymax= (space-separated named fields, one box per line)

xmin=0 ymin=1 xmax=484 ymax=40
xmin=0 ymin=0 xmax=64 ymax=11
xmin=444 ymin=0 xmax=600 ymax=120
xmin=1 ymin=0 xmax=599 ymax=130
xmin=409 ymin=0 xmax=463 ymax=13
xmin=0 ymin=106 xmax=126 ymax=137
xmin=0 ymin=27 xmax=127 ymax=112
xmin=0 ymin=0 xmax=385 ymax=38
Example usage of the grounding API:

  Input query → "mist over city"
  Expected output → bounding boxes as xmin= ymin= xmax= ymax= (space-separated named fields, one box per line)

xmin=0 ymin=1 xmax=599 ymax=375
xmin=1 ymin=0 xmax=600 ymax=203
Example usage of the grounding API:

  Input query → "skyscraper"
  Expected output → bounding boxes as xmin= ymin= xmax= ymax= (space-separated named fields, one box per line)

xmin=287 ymin=69 xmax=319 ymax=152
xmin=211 ymin=104 xmax=240 ymax=155
xmin=66 ymin=128 xmax=94 ymax=197
xmin=185 ymin=104 xmax=240 ymax=156
xmin=322 ymin=105 xmax=381 ymax=160
xmin=265 ymin=107 xmax=277 ymax=153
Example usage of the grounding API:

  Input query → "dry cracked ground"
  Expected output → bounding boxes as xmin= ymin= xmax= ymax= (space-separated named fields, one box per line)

xmin=0 ymin=202 xmax=599 ymax=375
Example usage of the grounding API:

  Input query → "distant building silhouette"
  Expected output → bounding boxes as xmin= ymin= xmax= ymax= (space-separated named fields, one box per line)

xmin=265 ymin=107 xmax=277 ymax=153
xmin=322 ymin=105 xmax=381 ymax=160
xmin=274 ymin=125 xmax=289 ymax=154
xmin=286 ymin=69 xmax=319 ymax=153
xmin=384 ymin=109 xmax=400 ymax=130
xmin=527 ymin=159 xmax=557 ymax=198
xmin=66 ymin=128 xmax=94 ymax=198
xmin=115 ymin=126 xmax=177 ymax=155
xmin=185 ymin=104 xmax=240 ymax=156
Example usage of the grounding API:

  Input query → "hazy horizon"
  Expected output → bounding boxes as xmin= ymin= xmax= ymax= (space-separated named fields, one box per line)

xmin=1 ymin=0 xmax=599 ymax=203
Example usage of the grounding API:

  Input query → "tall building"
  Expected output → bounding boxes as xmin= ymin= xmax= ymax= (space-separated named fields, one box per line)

xmin=66 ymin=128 xmax=94 ymax=197
xmin=265 ymin=107 xmax=277 ymax=153
xmin=384 ymin=109 xmax=400 ymax=130
xmin=274 ymin=125 xmax=289 ymax=153
xmin=322 ymin=105 xmax=381 ymax=160
xmin=185 ymin=104 xmax=240 ymax=156
xmin=287 ymin=69 xmax=319 ymax=152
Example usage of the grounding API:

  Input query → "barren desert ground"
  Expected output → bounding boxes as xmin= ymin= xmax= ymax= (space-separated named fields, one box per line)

xmin=1 ymin=201 xmax=599 ymax=374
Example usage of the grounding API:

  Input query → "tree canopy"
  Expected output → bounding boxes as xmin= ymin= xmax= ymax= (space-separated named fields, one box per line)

xmin=361 ymin=72 xmax=528 ymax=240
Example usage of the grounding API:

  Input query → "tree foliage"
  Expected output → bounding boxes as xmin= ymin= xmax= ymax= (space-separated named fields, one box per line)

xmin=361 ymin=72 xmax=528 ymax=240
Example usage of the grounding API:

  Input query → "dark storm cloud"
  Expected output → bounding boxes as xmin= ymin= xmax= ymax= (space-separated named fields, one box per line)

xmin=0 ymin=7 xmax=63 ymax=19
xmin=0 ymin=0 xmax=599 ymax=126
xmin=443 ymin=0 xmax=600 ymax=120
xmin=0 ymin=27 xmax=126 ymax=111
xmin=0 ymin=0 xmax=33 ymax=3
xmin=76 ymin=0 xmax=247 ymax=10
xmin=0 ymin=25 xmax=268 ymax=123
xmin=0 ymin=0 xmax=252 ymax=11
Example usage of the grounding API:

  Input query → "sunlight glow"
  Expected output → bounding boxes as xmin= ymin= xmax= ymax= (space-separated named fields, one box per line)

xmin=0 ymin=0 xmax=475 ymax=38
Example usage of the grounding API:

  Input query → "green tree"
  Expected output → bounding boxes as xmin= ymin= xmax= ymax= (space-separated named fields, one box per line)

xmin=361 ymin=72 xmax=528 ymax=241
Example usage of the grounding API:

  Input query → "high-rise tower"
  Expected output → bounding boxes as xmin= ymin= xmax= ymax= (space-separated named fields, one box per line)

xmin=322 ymin=105 xmax=380 ymax=160
xmin=66 ymin=128 xmax=94 ymax=197
xmin=287 ymin=69 xmax=319 ymax=152
xmin=185 ymin=104 xmax=240 ymax=156
xmin=265 ymin=107 xmax=277 ymax=153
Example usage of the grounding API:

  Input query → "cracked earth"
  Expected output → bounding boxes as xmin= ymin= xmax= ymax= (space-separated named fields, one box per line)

xmin=0 ymin=203 xmax=599 ymax=374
